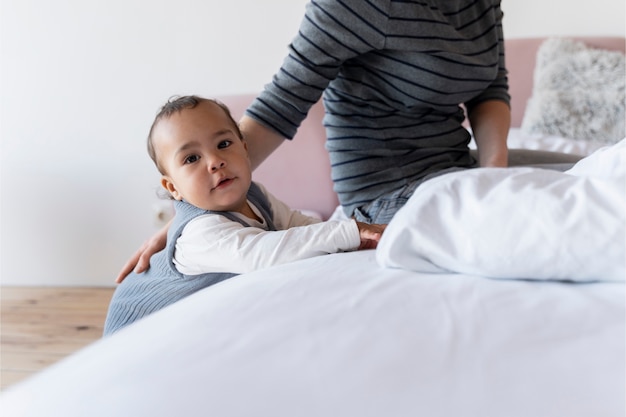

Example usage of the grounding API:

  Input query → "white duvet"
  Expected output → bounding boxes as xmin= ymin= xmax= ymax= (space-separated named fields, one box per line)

xmin=377 ymin=139 xmax=626 ymax=281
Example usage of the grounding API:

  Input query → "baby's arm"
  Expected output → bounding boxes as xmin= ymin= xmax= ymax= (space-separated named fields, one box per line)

xmin=175 ymin=216 xmax=373 ymax=275
xmin=261 ymin=184 xmax=386 ymax=250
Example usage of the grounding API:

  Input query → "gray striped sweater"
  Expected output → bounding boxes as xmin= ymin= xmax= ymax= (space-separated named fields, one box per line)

xmin=246 ymin=0 xmax=510 ymax=216
xmin=103 ymin=183 xmax=276 ymax=336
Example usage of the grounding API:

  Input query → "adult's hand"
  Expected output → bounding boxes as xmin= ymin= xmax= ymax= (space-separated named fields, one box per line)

xmin=115 ymin=220 xmax=170 ymax=283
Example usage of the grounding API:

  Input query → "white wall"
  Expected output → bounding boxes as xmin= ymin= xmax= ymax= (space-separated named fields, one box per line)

xmin=1 ymin=0 xmax=624 ymax=287
xmin=504 ymin=0 xmax=624 ymax=38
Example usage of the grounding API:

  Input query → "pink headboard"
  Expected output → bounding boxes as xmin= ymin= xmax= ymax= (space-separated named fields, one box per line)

xmin=220 ymin=36 xmax=626 ymax=218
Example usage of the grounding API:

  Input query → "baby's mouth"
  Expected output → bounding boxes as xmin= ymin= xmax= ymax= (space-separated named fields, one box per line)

xmin=214 ymin=177 xmax=234 ymax=190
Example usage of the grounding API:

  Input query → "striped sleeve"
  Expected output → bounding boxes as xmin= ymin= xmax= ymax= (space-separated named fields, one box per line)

xmin=464 ymin=1 xmax=510 ymax=112
xmin=246 ymin=0 xmax=388 ymax=139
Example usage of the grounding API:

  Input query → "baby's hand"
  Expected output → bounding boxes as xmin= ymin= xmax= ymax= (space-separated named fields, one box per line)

xmin=355 ymin=222 xmax=387 ymax=250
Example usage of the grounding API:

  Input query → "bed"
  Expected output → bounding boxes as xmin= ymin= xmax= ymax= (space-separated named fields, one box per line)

xmin=2 ymin=37 xmax=624 ymax=417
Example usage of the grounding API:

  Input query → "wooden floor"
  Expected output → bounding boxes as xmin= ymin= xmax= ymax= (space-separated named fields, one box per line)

xmin=0 ymin=286 xmax=115 ymax=391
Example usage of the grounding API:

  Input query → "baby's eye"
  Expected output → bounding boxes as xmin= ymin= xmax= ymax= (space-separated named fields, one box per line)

xmin=184 ymin=155 xmax=200 ymax=164
xmin=217 ymin=140 xmax=232 ymax=149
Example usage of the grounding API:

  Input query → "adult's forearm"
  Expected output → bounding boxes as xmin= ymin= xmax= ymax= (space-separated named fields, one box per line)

xmin=468 ymin=100 xmax=511 ymax=167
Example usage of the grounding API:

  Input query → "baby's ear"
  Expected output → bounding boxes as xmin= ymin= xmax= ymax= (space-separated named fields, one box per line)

xmin=161 ymin=176 xmax=183 ymax=200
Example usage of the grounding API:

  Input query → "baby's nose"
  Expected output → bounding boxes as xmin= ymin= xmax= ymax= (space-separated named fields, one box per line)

xmin=210 ymin=161 xmax=225 ymax=172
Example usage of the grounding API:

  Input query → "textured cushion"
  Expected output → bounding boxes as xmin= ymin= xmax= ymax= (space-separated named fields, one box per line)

xmin=521 ymin=38 xmax=625 ymax=143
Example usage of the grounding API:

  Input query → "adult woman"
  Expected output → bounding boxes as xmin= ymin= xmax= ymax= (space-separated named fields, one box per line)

xmin=118 ymin=0 xmax=510 ymax=281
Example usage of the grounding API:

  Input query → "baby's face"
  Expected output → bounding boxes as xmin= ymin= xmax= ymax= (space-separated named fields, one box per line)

xmin=154 ymin=100 xmax=252 ymax=212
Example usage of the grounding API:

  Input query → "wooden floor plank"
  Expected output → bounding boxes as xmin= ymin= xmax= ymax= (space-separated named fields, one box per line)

xmin=1 ymin=370 xmax=33 ymax=390
xmin=1 ymin=350 xmax=68 ymax=371
xmin=0 ymin=286 xmax=115 ymax=391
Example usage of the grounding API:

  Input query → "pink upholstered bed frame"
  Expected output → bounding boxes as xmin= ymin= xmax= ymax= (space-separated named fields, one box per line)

xmin=220 ymin=37 xmax=626 ymax=219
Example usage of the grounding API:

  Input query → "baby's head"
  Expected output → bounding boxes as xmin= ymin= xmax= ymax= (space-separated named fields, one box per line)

xmin=147 ymin=95 xmax=252 ymax=212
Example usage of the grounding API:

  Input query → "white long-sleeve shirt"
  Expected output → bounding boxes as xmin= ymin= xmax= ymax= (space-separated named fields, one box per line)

xmin=173 ymin=183 xmax=360 ymax=275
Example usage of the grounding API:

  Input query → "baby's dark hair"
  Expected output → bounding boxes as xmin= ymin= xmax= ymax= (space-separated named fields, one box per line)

xmin=147 ymin=95 xmax=243 ymax=174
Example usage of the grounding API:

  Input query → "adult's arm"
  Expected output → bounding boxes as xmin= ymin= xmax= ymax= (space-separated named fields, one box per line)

xmin=468 ymin=99 xmax=510 ymax=167
xmin=465 ymin=2 xmax=510 ymax=167
xmin=243 ymin=0 xmax=384 ymax=143
xmin=239 ymin=115 xmax=287 ymax=170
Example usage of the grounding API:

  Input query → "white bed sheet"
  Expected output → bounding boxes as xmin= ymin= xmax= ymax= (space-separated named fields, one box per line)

xmin=2 ymin=251 xmax=624 ymax=417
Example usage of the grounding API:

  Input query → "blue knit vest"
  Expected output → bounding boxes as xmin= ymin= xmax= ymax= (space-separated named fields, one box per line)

xmin=103 ymin=182 xmax=276 ymax=336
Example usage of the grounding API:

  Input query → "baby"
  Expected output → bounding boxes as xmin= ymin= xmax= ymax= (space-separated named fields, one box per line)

xmin=103 ymin=95 xmax=385 ymax=335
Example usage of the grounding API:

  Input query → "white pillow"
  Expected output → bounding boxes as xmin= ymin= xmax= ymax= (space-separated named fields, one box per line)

xmin=565 ymin=138 xmax=626 ymax=180
xmin=376 ymin=141 xmax=626 ymax=282
xmin=468 ymin=127 xmax=607 ymax=156
xmin=521 ymin=38 xmax=625 ymax=144
xmin=505 ymin=128 xmax=608 ymax=156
